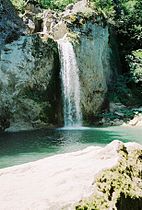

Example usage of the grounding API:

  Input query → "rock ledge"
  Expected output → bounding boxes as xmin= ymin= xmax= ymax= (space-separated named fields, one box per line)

xmin=0 ymin=140 xmax=141 ymax=210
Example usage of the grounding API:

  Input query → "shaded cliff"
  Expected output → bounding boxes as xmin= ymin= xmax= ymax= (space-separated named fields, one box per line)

xmin=0 ymin=35 xmax=61 ymax=131
xmin=0 ymin=0 xmax=62 ymax=131
xmin=0 ymin=0 xmax=24 ymax=47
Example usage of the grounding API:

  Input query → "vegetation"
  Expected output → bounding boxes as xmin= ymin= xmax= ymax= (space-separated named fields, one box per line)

xmin=38 ymin=0 xmax=75 ymax=9
xmin=91 ymin=0 xmax=142 ymax=106
xmin=76 ymin=144 xmax=142 ymax=209
xmin=11 ymin=0 xmax=75 ymax=11
xmin=127 ymin=50 xmax=142 ymax=84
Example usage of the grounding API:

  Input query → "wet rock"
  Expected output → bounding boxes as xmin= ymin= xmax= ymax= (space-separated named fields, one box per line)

xmin=109 ymin=102 xmax=126 ymax=113
xmin=0 ymin=35 xmax=61 ymax=131
xmin=49 ymin=8 xmax=119 ymax=123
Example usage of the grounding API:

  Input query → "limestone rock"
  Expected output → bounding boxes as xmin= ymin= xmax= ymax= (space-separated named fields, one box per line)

xmin=75 ymin=23 xmax=112 ymax=120
xmin=0 ymin=0 xmax=24 ymax=47
xmin=0 ymin=35 xmax=61 ymax=131
xmin=109 ymin=102 xmax=126 ymax=113
xmin=51 ymin=10 xmax=119 ymax=123
xmin=53 ymin=21 xmax=68 ymax=40
xmin=0 ymin=0 xmax=120 ymax=129
xmin=76 ymin=141 xmax=142 ymax=210
xmin=124 ymin=113 xmax=142 ymax=127
xmin=0 ymin=141 xmax=141 ymax=209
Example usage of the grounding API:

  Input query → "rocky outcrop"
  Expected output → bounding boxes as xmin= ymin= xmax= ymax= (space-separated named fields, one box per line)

xmin=123 ymin=113 xmax=142 ymax=127
xmin=0 ymin=141 xmax=141 ymax=209
xmin=94 ymin=103 xmax=142 ymax=127
xmin=0 ymin=0 xmax=24 ymax=47
xmin=0 ymin=0 xmax=120 ymax=130
xmin=39 ymin=3 xmax=119 ymax=123
xmin=0 ymin=35 xmax=61 ymax=131
xmin=52 ymin=10 xmax=118 ymax=123
xmin=74 ymin=22 xmax=113 ymax=121
xmin=76 ymin=141 xmax=142 ymax=210
xmin=0 ymin=0 xmax=62 ymax=131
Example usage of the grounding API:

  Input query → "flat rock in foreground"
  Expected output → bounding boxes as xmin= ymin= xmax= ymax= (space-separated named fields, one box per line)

xmin=0 ymin=140 xmax=141 ymax=210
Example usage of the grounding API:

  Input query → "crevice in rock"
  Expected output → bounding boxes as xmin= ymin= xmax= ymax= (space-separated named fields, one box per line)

xmin=116 ymin=193 xmax=142 ymax=210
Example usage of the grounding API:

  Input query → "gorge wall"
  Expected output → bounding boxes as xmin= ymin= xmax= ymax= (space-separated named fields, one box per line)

xmin=0 ymin=0 xmax=119 ymax=130
xmin=0 ymin=35 xmax=61 ymax=131
xmin=74 ymin=21 xmax=115 ymax=123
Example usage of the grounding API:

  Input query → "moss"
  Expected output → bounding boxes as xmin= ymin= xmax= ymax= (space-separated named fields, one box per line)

xmin=66 ymin=10 xmax=107 ymax=34
xmin=133 ymin=50 xmax=142 ymax=59
xmin=31 ymin=35 xmax=58 ymax=59
xmin=67 ymin=32 xmax=80 ymax=45
xmin=75 ymin=145 xmax=142 ymax=210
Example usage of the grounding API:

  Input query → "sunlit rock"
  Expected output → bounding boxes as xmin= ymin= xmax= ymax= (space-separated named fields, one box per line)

xmin=0 ymin=141 xmax=141 ymax=209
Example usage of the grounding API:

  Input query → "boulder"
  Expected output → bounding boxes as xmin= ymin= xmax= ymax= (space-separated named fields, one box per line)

xmin=76 ymin=141 xmax=142 ymax=210
xmin=124 ymin=113 xmax=142 ymax=127
xmin=0 ymin=141 xmax=141 ymax=209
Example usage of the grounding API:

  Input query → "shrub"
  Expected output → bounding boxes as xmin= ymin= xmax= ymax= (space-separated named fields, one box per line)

xmin=11 ymin=0 xmax=75 ymax=10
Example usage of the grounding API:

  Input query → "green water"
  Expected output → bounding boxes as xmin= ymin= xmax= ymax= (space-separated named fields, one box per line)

xmin=0 ymin=126 xmax=142 ymax=169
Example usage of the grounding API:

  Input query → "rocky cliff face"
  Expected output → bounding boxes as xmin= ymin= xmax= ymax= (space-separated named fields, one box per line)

xmin=74 ymin=22 xmax=113 ymax=122
xmin=0 ymin=0 xmax=62 ymax=131
xmin=0 ymin=0 xmax=120 ymax=130
xmin=0 ymin=35 xmax=61 ymax=131
xmin=0 ymin=0 xmax=24 ymax=47
xmin=51 ymin=9 xmax=118 ymax=124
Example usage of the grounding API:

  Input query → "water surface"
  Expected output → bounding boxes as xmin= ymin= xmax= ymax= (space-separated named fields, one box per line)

xmin=0 ymin=126 xmax=141 ymax=169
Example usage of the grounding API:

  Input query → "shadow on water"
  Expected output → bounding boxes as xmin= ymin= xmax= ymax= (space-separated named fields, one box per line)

xmin=0 ymin=127 xmax=135 ymax=168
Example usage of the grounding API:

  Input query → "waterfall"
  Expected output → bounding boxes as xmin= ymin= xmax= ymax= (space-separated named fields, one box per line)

xmin=58 ymin=39 xmax=82 ymax=127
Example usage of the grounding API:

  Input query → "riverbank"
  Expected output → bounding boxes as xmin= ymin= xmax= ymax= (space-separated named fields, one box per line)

xmin=0 ymin=140 xmax=141 ymax=210
xmin=96 ymin=104 xmax=142 ymax=127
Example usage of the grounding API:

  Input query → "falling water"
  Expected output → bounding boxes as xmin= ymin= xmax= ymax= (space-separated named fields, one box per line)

xmin=58 ymin=39 xmax=82 ymax=127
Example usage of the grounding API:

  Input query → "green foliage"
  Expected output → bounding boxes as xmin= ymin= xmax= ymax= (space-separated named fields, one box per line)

xmin=109 ymin=75 xmax=132 ymax=105
xmin=90 ymin=0 xmax=115 ymax=18
xmin=89 ymin=0 xmax=142 ymax=50
xmin=76 ymin=145 xmax=142 ymax=210
xmin=38 ymin=0 xmax=75 ymax=10
xmin=116 ymin=0 xmax=142 ymax=51
xmin=97 ymin=108 xmax=139 ymax=125
xmin=11 ymin=0 xmax=26 ymax=11
xmin=11 ymin=0 xmax=75 ymax=10
xmin=108 ymin=73 xmax=142 ymax=106
xmin=127 ymin=50 xmax=142 ymax=83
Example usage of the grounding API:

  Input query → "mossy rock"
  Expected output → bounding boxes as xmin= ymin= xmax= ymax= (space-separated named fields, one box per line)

xmin=76 ymin=143 xmax=142 ymax=210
